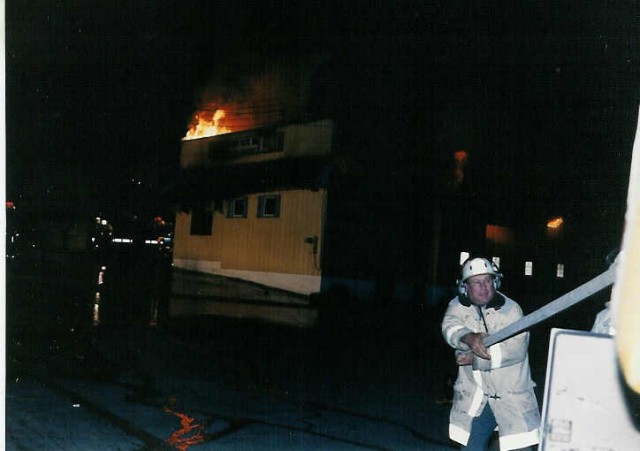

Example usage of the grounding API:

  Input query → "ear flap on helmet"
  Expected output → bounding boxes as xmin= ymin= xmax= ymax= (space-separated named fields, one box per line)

xmin=457 ymin=256 xmax=472 ymax=294
xmin=457 ymin=278 xmax=467 ymax=297
xmin=456 ymin=279 xmax=471 ymax=306
xmin=491 ymin=261 xmax=503 ymax=290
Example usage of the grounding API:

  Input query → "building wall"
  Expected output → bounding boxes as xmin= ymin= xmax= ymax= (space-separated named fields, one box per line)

xmin=180 ymin=119 xmax=333 ymax=168
xmin=173 ymin=189 xmax=325 ymax=293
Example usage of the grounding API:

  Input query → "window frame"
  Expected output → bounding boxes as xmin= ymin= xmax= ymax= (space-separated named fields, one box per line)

xmin=227 ymin=197 xmax=249 ymax=219
xmin=257 ymin=194 xmax=281 ymax=218
xmin=190 ymin=206 xmax=213 ymax=235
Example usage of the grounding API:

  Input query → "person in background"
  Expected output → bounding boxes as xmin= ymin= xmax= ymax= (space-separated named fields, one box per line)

xmin=591 ymin=302 xmax=615 ymax=336
xmin=591 ymin=248 xmax=619 ymax=336
xmin=441 ymin=257 xmax=540 ymax=451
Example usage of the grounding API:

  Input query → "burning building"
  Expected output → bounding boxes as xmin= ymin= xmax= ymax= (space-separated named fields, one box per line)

xmin=169 ymin=99 xmax=499 ymax=327
xmin=172 ymin=118 xmax=334 ymax=300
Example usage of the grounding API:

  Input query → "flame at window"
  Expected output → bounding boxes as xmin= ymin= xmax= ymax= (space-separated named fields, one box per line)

xmin=183 ymin=109 xmax=231 ymax=141
xmin=183 ymin=101 xmax=258 ymax=141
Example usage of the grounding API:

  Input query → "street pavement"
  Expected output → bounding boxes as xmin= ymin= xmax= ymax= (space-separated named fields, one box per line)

xmin=6 ymin=257 xmax=459 ymax=450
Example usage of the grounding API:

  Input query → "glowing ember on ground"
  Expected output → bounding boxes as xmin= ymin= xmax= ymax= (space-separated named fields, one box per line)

xmin=164 ymin=397 xmax=206 ymax=450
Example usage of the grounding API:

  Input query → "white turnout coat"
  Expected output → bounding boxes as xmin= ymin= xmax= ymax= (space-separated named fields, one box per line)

xmin=441 ymin=292 xmax=540 ymax=450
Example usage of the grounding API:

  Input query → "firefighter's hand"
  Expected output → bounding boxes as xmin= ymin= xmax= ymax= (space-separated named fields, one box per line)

xmin=472 ymin=355 xmax=492 ymax=371
xmin=456 ymin=351 xmax=473 ymax=366
xmin=461 ymin=332 xmax=491 ymax=360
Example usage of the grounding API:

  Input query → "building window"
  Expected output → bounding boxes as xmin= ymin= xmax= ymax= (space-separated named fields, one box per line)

xmin=525 ymin=261 xmax=533 ymax=276
xmin=227 ymin=197 xmax=248 ymax=218
xmin=273 ymin=131 xmax=285 ymax=151
xmin=257 ymin=194 xmax=281 ymax=218
xmin=190 ymin=207 xmax=212 ymax=235
xmin=556 ymin=263 xmax=565 ymax=278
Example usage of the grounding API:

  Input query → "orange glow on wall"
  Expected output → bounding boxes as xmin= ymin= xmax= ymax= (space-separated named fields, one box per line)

xmin=454 ymin=150 xmax=468 ymax=185
xmin=486 ymin=224 xmax=514 ymax=245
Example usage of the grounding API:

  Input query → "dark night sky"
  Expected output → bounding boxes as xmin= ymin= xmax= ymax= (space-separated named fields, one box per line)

xmin=6 ymin=1 xmax=639 ymax=232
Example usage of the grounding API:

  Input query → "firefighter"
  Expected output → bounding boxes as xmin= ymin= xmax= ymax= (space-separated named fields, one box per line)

xmin=441 ymin=257 xmax=540 ymax=450
xmin=591 ymin=248 xmax=618 ymax=336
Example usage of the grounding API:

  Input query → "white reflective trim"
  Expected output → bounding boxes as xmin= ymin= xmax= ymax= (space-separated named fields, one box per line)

xmin=449 ymin=423 xmax=470 ymax=446
xmin=467 ymin=370 xmax=485 ymax=416
xmin=490 ymin=343 xmax=503 ymax=369
xmin=445 ymin=324 xmax=466 ymax=345
xmin=472 ymin=369 xmax=484 ymax=387
xmin=499 ymin=428 xmax=540 ymax=450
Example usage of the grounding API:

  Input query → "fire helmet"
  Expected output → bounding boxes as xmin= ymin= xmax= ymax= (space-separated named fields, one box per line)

xmin=457 ymin=257 xmax=503 ymax=298
xmin=460 ymin=257 xmax=501 ymax=283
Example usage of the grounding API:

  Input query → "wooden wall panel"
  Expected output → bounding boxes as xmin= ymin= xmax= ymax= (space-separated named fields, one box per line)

xmin=173 ymin=189 xmax=325 ymax=276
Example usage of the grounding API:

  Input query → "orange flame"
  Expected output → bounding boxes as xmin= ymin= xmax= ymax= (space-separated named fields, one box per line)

xmin=183 ymin=109 xmax=231 ymax=141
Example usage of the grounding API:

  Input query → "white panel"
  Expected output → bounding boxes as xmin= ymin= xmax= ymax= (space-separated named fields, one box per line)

xmin=525 ymin=261 xmax=533 ymax=276
xmin=540 ymin=329 xmax=640 ymax=449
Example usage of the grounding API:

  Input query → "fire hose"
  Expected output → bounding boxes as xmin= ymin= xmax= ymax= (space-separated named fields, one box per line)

xmin=482 ymin=260 xmax=618 ymax=348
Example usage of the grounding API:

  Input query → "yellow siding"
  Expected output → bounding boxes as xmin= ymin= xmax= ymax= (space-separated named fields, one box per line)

xmin=173 ymin=213 xmax=215 ymax=261
xmin=173 ymin=189 xmax=325 ymax=276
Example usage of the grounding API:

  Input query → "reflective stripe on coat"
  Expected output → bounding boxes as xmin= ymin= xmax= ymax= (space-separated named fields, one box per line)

xmin=441 ymin=293 xmax=541 ymax=450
